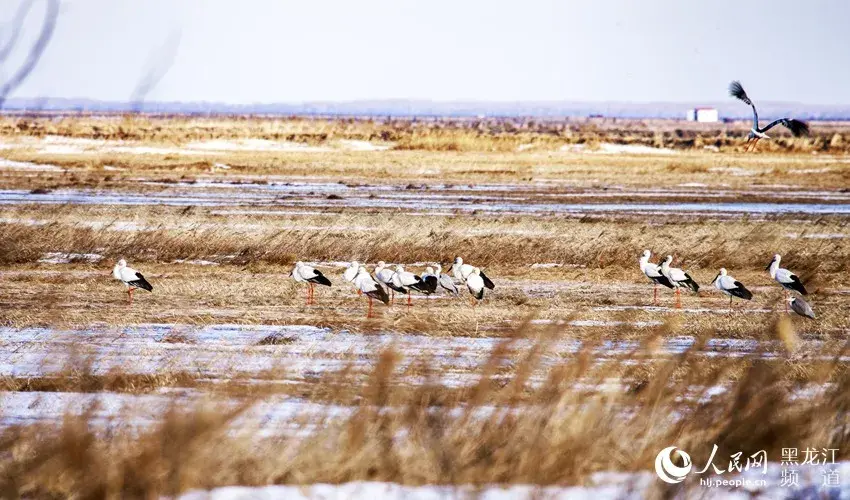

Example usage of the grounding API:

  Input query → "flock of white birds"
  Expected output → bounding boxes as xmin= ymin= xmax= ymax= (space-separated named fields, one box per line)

xmin=640 ymin=251 xmax=815 ymax=319
xmin=112 ymin=251 xmax=815 ymax=320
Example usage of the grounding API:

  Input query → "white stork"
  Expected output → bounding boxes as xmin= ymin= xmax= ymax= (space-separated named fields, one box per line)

xmin=451 ymin=257 xmax=494 ymax=289
xmin=112 ymin=259 xmax=153 ymax=304
xmin=375 ymin=261 xmax=405 ymax=304
xmin=729 ymin=81 xmax=809 ymax=152
xmin=354 ymin=265 xmax=389 ymax=318
xmin=767 ymin=254 xmax=807 ymax=313
xmin=290 ymin=262 xmax=332 ymax=305
xmin=711 ymin=268 xmax=753 ymax=311
xmin=639 ymin=250 xmax=674 ymax=305
xmin=660 ymin=255 xmax=700 ymax=308
xmin=390 ymin=265 xmax=429 ymax=308
xmin=465 ymin=267 xmax=486 ymax=304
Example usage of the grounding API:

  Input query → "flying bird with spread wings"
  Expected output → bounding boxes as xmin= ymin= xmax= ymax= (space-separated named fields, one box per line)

xmin=729 ymin=81 xmax=809 ymax=152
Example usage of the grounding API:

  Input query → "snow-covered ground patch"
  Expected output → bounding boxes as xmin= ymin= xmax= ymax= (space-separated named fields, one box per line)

xmin=708 ymin=166 xmax=761 ymax=177
xmin=185 ymin=139 xmax=331 ymax=153
xmin=177 ymin=464 xmax=850 ymax=499
xmin=172 ymin=259 xmax=220 ymax=266
xmin=38 ymin=252 xmax=103 ymax=264
xmin=0 ymin=158 xmax=64 ymax=171
xmin=562 ymin=143 xmax=677 ymax=155
xmin=336 ymin=139 xmax=393 ymax=151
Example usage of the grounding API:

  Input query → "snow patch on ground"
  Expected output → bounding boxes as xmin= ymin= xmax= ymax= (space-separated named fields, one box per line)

xmin=708 ymin=166 xmax=761 ymax=177
xmin=562 ymin=143 xmax=677 ymax=155
xmin=38 ymin=252 xmax=103 ymax=264
xmin=0 ymin=158 xmax=64 ymax=171
xmin=172 ymin=259 xmax=220 ymax=266
xmin=177 ymin=463 xmax=850 ymax=499
xmin=186 ymin=139 xmax=331 ymax=153
xmin=336 ymin=139 xmax=393 ymax=151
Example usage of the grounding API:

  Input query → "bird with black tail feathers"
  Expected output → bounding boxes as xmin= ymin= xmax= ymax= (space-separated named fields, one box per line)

xmin=729 ymin=80 xmax=809 ymax=152
xmin=712 ymin=268 xmax=753 ymax=311
xmin=660 ymin=255 xmax=699 ymax=308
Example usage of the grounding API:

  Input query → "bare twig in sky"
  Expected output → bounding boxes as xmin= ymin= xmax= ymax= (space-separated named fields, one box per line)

xmin=0 ymin=0 xmax=59 ymax=109
xmin=0 ymin=0 xmax=35 ymax=63
xmin=131 ymin=29 xmax=181 ymax=113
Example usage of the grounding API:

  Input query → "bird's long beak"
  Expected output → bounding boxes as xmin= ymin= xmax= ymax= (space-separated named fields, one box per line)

xmin=764 ymin=261 xmax=773 ymax=271
xmin=711 ymin=272 xmax=720 ymax=285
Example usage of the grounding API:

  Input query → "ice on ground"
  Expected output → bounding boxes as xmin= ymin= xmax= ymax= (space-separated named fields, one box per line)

xmin=38 ymin=252 xmax=103 ymax=264
xmin=177 ymin=463 xmax=850 ymax=499
xmin=185 ymin=139 xmax=331 ymax=153
xmin=0 ymin=158 xmax=64 ymax=171
xmin=172 ymin=259 xmax=220 ymax=266
xmin=336 ymin=139 xmax=393 ymax=151
xmin=562 ymin=143 xmax=677 ymax=155
xmin=708 ymin=166 xmax=761 ymax=177
xmin=1 ymin=324 xmax=833 ymax=383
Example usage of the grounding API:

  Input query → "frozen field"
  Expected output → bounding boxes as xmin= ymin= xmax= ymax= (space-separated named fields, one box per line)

xmin=1 ymin=125 xmax=848 ymax=497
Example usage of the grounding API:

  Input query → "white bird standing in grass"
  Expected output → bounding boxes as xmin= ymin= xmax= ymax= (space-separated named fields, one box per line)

xmin=375 ymin=261 xmax=405 ymax=304
xmin=788 ymin=296 xmax=816 ymax=320
xmin=465 ymin=267 xmax=486 ymax=304
xmin=660 ymin=255 xmax=699 ymax=308
xmin=353 ymin=265 xmax=389 ymax=318
xmin=451 ymin=257 xmax=495 ymax=290
xmin=711 ymin=268 xmax=753 ymax=311
xmin=343 ymin=261 xmax=361 ymax=295
xmin=434 ymin=264 xmax=459 ymax=297
xmin=639 ymin=250 xmax=674 ymax=305
xmin=767 ymin=254 xmax=807 ymax=313
xmin=112 ymin=259 xmax=153 ymax=305
xmin=390 ymin=265 xmax=429 ymax=309
xmin=290 ymin=262 xmax=332 ymax=305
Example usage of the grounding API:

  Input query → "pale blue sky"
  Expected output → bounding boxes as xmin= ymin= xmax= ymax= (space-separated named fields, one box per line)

xmin=3 ymin=0 xmax=849 ymax=104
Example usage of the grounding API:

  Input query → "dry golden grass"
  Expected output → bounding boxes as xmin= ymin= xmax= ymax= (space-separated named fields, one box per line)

xmin=0 ymin=116 xmax=848 ymax=496
xmin=0 ymin=322 xmax=848 ymax=497
xmin=2 ymin=115 xmax=849 ymax=154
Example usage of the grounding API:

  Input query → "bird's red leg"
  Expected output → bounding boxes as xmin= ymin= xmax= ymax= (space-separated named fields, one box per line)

xmin=653 ymin=284 xmax=658 ymax=306
xmin=127 ymin=288 xmax=133 ymax=305
xmin=390 ymin=290 xmax=394 ymax=305
xmin=784 ymin=289 xmax=789 ymax=313
xmin=367 ymin=296 xmax=373 ymax=318
xmin=407 ymin=293 xmax=412 ymax=309
xmin=675 ymin=288 xmax=681 ymax=309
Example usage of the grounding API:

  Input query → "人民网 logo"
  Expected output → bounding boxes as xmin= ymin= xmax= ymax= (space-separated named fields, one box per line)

xmin=655 ymin=446 xmax=693 ymax=484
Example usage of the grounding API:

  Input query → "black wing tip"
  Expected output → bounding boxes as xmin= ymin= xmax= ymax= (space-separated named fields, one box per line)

xmin=655 ymin=275 xmax=675 ymax=289
xmin=789 ymin=276 xmax=808 ymax=295
xmin=130 ymin=279 xmax=153 ymax=292
xmin=728 ymin=80 xmax=751 ymax=104
xmin=371 ymin=285 xmax=390 ymax=305
xmin=311 ymin=274 xmax=333 ymax=286
xmin=787 ymin=119 xmax=810 ymax=137
xmin=683 ymin=274 xmax=699 ymax=293
xmin=731 ymin=285 xmax=753 ymax=300
xmin=480 ymin=271 xmax=495 ymax=290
